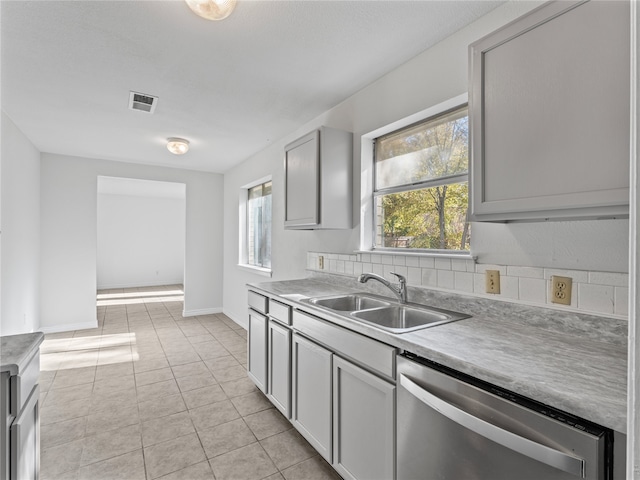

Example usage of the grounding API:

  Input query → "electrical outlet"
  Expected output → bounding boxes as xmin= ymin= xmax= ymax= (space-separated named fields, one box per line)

xmin=485 ymin=270 xmax=501 ymax=294
xmin=318 ymin=256 xmax=324 ymax=270
xmin=551 ymin=275 xmax=572 ymax=305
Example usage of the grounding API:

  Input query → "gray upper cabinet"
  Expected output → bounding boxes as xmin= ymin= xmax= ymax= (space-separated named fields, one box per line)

xmin=469 ymin=0 xmax=630 ymax=222
xmin=284 ymin=127 xmax=353 ymax=229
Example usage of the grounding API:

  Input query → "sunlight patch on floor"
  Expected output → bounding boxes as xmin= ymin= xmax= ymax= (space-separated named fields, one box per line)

xmin=96 ymin=288 xmax=184 ymax=307
xmin=40 ymin=332 xmax=138 ymax=372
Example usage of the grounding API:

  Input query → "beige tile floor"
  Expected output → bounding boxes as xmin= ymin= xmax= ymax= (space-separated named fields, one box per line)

xmin=38 ymin=285 xmax=340 ymax=480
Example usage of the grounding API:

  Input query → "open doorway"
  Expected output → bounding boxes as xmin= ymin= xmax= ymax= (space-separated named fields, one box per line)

xmin=96 ymin=176 xmax=186 ymax=291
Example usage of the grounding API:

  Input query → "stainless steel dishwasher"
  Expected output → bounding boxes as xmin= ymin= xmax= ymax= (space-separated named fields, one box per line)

xmin=397 ymin=353 xmax=613 ymax=480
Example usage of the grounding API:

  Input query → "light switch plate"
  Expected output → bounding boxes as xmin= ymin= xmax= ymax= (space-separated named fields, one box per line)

xmin=485 ymin=270 xmax=500 ymax=294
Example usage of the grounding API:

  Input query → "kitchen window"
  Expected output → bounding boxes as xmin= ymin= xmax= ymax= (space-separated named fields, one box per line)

xmin=373 ymin=104 xmax=470 ymax=252
xmin=239 ymin=177 xmax=272 ymax=275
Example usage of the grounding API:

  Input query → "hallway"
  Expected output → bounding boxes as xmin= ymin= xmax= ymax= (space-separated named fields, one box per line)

xmin=37 ymin=286 xmax=338 ymax=480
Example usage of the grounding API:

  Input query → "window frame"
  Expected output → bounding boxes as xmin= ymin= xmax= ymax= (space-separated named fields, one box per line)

xmin=238 ymin=175 xmax=273 ymax=276
xmin=359 ymin=93 xmax=473 ymax=258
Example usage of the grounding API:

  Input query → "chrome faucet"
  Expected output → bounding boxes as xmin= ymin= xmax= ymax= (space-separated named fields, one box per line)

xmin=358 ymin=272 xmax=407 ymax=304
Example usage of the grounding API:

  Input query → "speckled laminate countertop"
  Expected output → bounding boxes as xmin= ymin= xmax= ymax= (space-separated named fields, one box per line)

xmin=1 ymin=332 xmax=44 ymax=376
xmin=248 ymin=274 xmax=627 ymax=434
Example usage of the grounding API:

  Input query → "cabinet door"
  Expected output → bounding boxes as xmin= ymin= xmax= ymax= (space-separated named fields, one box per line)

xmin=333 ymin=357 xmax=395 ymax=480
xmin=284 ymin=130 xmax=319 ymax=228
xmin=1 ymin=373 xmax=10 ymax=480
xmin=267 ymin=320 xmax=291 ymax=418
xmin=470 ymin=0 xmax=629 ymax=221
xmin=10 ymin=385 xmax=39 ymax=480
xmin=247 ymin=310 xmax=268 ymax=393
xmin=291 ymin=333 xmax=332 ymax=462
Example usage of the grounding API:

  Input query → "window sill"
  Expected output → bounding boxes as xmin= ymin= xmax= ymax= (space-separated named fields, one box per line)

xmin=237 ymin=264 xmax=272 ymax=277
xmin=356 ymin=249 xmax=477 ymax=261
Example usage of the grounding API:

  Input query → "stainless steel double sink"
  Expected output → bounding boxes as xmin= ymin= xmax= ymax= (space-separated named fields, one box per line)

xmin=303 ymin=293 xmax=470 ymax=334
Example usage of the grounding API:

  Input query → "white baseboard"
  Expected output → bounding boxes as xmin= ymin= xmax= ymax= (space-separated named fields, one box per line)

xmin=222 ymin=309 xmax=247 ymax=329
xmin=97 ymin=279 xmax=184 ymax=290
xmin=182 ymin=307 xmax=222 ymax=317
xmin=39 ymin=320 xmax=98 ymax=334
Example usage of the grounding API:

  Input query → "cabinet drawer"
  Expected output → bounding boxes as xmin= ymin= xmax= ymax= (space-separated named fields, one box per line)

xmin=248 ymin=310 xmax=268 ymax=393
xmin=11 ymin=384 xmax=39 ymax=480
xmin=293 ymin=310 xmax=396 ymax=379
xmin=269 ymin=299 xmax=291 ymax=326
xmin=1 ymin=372 xmax=10 ymax=422
xmin=10 ymin=353 xmax=39 ymax=417
xmin=248 ymin=291 xmax=268 ymax=314
xmin=267 ymin=320 xmax=292 ymax=418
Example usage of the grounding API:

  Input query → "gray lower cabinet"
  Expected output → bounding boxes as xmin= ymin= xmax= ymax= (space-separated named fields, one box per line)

xmin=267 ymin=320 xmax=291 ymax=418
xmin=246 ymin=290 xmax=397 ymax=480
xmin=291 ymin=333 xmax=333 ymax=462
xmin=2 ymin=372 xmax=11 ymax=480
xmin=10 ymin=386 xmax=39 ymax=480
xmin=332 ymin=356 xmax=395 ymax=480
xmin=1 ymin=345 xmax=40 ymax=480
xmin=247 ymin=310 xmax=268 ymax=393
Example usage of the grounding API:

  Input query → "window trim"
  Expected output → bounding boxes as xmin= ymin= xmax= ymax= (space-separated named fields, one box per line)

xmin=239 ymin=175 xmax=273 ymax=276
xmin=359 ymin=92 xmax=470 ymax=254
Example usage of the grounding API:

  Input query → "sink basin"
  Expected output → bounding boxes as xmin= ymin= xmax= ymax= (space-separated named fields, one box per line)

xmin=350 ymin=305 xmax=469 ymax=333
xmin=308 ymin=294 xmax=391 ymax=311
xmin=304 ymin=293 xmax=470 ymax=333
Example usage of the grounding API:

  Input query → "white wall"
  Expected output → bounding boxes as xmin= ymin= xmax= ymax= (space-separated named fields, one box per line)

xmin=97 ymin=191 xmax=185 ymax=289
xmin=222 ymin=0 xmax=629 ymax=326
xmin=1 ymin=112 xmax=41 ymax=335
xmin=40 ymin=153 xmax=223 ymax=332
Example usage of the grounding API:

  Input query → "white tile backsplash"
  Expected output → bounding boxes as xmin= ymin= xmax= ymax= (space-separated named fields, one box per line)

xmin=476 ymin=264 xmax=507 ymax=275
xmin=405 ymin=256 xmax=421 ymax=268
xmin=451 ymin=259 xmax=467 ymax=272
xmin=419 ymin=257 xmax=435 ymax=269
xmin=518 ymin=277 xmax=547 ymax=304
xmin=407 ymin=267 xmax=422 ymax=285
xmin=435 ymin=258 xmax=451 ymax=271
xmin=307 ymin=251 xmax=629 ymax=319
xmin=578 ymin=283 xmax=615 ymax=315
xmin=501 ymin=276 xmax=519 ymax=300
xmin=393 ymin=255 xmax=406 ymax=266
xmin=437 ymin=270 xmax=454 ymax=289
xmin=615 ymin=287 xmax=629 ymax=316
xmin=473 ymin=273 xmax=485 ymax=294
xmin=544 ymin=268 xmax=589 ymax=283
xmin=589 ymin=271 xmax=629 ymax=287
xmin=454 ymin=271 xmax=474 ymax=293
xmin=381 ymin=255 xmax=394 ymax=265
xmin=507 ymin=266 xmax=544 ymax=279
xmin=422 ymin=268 xmax=437 ymax=287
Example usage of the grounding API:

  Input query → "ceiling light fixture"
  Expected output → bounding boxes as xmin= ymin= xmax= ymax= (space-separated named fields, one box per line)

xmin=167 ymin=138 xmax=190 ymax=155
xmin=185 ymin=0 xmax=237 ymax=21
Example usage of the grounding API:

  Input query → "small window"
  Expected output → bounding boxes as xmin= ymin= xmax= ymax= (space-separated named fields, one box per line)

xmin=374 ymin=105 xmax=470 ymax=251
xmin=247 ymin=181 xmax=272 ymax=268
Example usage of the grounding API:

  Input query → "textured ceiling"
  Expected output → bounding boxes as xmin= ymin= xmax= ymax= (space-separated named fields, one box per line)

xmin=1 ymin=0 xmax=503 ymax=173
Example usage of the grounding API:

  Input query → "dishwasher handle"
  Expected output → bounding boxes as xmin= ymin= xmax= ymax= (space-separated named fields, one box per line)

xmin=399 ymin=374 xmax=585 ymax=478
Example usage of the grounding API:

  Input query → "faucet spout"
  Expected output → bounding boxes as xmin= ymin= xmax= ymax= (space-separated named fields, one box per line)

xmin=358 ymin=272 xmax=407 ymax=304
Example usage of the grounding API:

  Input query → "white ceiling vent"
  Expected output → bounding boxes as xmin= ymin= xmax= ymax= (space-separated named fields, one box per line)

xmin=129 ymin=91 xmax=158 ymax=114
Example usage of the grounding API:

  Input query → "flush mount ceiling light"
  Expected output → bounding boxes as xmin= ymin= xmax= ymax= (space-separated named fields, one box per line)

xmin=167 ymin=138 xmax=190 ymax=155
xmin=185 ymin=0 xmax=237 ymax=21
